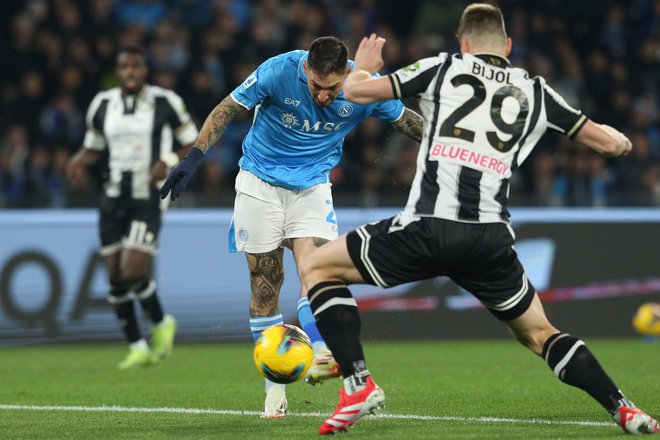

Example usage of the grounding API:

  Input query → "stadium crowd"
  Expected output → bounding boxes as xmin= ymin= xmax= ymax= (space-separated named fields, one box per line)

xmin=1 ymin=0 xmax=658 ymax=208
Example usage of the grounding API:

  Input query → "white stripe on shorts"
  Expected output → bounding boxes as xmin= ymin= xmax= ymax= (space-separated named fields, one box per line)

xmin=356 ymin=226 xmax=387 ymax=288
xmin=487 ymin=273 xmax=529 ymax=311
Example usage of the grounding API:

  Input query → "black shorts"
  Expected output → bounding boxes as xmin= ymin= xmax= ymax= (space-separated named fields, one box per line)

xmin=346 ymin=214 xmax=535 ymax=321
xmin=99 ymin=194 xmax=163 ymax=256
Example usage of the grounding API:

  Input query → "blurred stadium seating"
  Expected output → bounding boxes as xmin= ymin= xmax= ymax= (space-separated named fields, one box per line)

xmin=0 ymin=0 xmax=658 ymax=208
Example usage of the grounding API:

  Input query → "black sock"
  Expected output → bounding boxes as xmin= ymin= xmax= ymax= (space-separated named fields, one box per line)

xmin=542 ymin=333 xmax=626 ymax=414
xmin=308 ymin=281 xmax=365 ymax=378
xmin=109 ymin=284 xmax=141 ymax=343
xmin=133 ymin=279 xmax=164 ymax=324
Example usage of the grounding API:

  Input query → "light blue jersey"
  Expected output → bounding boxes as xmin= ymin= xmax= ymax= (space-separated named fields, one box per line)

xmin=230 ymin=50 xmax=405 ymax=190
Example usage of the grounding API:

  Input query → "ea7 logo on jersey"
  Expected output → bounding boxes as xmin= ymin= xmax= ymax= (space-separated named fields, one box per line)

xmin=284 ymin=98 xmax=300 ymax=107
xmin=243 ymin=74 xmax=257 ymax=89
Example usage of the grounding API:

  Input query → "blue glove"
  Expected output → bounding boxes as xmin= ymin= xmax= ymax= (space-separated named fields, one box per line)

xmin=159 ymin=147 xmax=205 ymax=201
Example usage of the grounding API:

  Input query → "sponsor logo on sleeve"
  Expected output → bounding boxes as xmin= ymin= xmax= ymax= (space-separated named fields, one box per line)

xmin=243 ymin=74 xmax=257 ymax=89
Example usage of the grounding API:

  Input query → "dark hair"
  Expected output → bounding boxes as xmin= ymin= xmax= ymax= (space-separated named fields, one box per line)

xmin=307 ymin=36 xmax=348 ymax=76
xmin=457 ymin=3 xmax=506 ymax=41
xmin=116 ymin=45 xmax=147 ymax=64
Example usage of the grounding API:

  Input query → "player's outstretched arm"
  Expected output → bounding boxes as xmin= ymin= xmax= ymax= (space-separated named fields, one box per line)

xmin=391 ymin=108 xmax=424 ymax=143
xmin=196 ymin=95 xmax=246 ymax=153
xmin=574 ymin=120 xmax=632 ymax=158
xmin=160 ymin=96 xmax=247 ymax=200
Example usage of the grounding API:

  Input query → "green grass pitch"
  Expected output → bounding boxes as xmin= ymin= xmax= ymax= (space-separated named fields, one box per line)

xmin=1 ymin=339 xmax=658 ymax=439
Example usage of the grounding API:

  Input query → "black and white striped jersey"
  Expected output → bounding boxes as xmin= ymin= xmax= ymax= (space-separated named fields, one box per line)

xmin=83 ymin=85 xmax=198 ymax=199
xmin=389 ymin=52 xmax=587 ymax=223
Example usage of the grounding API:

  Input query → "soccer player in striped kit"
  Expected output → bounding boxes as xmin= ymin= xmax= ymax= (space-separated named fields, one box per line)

xmin=300 ymin=4 xmax=659 ymax=436
xmin=68 ymin=46 xmax=197 ymax=370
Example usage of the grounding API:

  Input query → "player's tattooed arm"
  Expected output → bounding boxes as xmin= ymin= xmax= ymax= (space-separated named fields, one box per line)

xmin=247 ymin=249 xmax=285 ymax=316
xmin=196 ymin=96 xmax=247 ymax=153
xmin=391 ymin=108 xmax=424 ymax=143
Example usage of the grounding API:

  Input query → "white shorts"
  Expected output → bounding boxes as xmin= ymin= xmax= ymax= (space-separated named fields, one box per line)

xmin=228 ymin=169 xmax=339 ymax=253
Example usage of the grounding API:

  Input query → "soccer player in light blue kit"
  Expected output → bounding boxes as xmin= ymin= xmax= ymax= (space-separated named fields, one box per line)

xmin=160 ymin=36 xmax=423 ymax=417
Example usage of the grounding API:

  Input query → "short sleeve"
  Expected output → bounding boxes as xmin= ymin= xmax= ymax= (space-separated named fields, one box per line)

xmin=389 ymin=55 xmax=446 ymax=99
xmin=369 ymin=98 xmax=405 ymax=122
xmin=542 ymin=81 xmax=588 ymax=139
xmin=164 ymin=90 xmax=199 ymax=145
xmin=230 ymin=57 xmax=278 ymax=110
xmin=83 ymin=93 xmax=108 ymax=151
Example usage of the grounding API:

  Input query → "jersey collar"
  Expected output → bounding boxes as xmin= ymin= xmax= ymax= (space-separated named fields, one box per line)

xmin=473 ymin=52 xmax=510 ymax=67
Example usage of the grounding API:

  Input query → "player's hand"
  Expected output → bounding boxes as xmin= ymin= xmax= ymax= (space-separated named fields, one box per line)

xmin=66 ymin=157 xmax=88 ymax=189
xmin=150 ymin=160 xmax=168 ymax=189
xmin=354 ymin=33 xmax=386 ymax=74
xmin=599 ymin=124 xmax=632 ymax=157
xmin=159 ymin=147 xmax=204 ymax=201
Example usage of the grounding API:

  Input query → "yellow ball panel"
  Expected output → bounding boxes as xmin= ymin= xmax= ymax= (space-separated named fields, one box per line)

xmin=253 ymin=324 xmax=314 ymax=384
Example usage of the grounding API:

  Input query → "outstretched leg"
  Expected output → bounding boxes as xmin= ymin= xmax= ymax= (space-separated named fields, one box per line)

xmin=302 ymin=235 xmax=385 ymax=434
xmin=291 ymin=237 xmax=341 ymax=385
xmin=507 ymin=294 xmax=659 ymax=434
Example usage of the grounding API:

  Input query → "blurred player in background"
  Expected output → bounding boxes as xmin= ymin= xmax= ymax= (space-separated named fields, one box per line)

xmin=160 ymin=36 xmax=424 ymax=418
xmin=300 ymin=5 xmax=660 ymax=435
xmin=67 ymin=46 xmax=198 ymax=370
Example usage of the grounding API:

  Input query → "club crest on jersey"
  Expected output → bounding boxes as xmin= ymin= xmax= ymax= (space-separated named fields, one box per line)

xmin=138 ymin=101 xmax=152 ymax=112
xmin=338 ymin=104 xmax=353 ymax=117
xmin=402 ymin=61 xmax=420 ymax=72
xmin=280 ymin=112 xmax=300 ymax=128
xmin=239 ymin=227 xmax=249 ymax=242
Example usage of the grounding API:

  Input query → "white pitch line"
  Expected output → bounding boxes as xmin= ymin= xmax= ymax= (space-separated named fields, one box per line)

xmin=0 ymin=404 xmax=614 ymax=428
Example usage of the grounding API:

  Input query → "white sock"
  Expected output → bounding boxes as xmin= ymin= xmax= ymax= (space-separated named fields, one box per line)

xmin=343 ymin=371 xmax=369 ymax=395
xmin=266 ymin=381 xmax=285 ymax=395
xmin=312 ymin=341 xmax=328 ymax=355
xmin=130 ymin=338 xmax=149 ymax=352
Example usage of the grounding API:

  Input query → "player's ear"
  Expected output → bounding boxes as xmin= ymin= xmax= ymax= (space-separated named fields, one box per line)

xmin=505 ymin=37 xmax=512 ymax=57
xmin=303 ymin=60 xmax=308 ymax=74
xmin=459 ymin=37 xmax=470 ymax=54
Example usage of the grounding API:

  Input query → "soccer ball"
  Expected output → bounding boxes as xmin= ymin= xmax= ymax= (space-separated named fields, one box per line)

xmin=632 ymin=302 xmax=660 ymax=336
xmin=253 ymin=324 xmax=314 ymax=384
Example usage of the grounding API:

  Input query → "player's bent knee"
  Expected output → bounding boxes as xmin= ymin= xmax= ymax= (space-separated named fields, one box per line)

xmin=300 ymin=257 xmax=332 ymax=290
